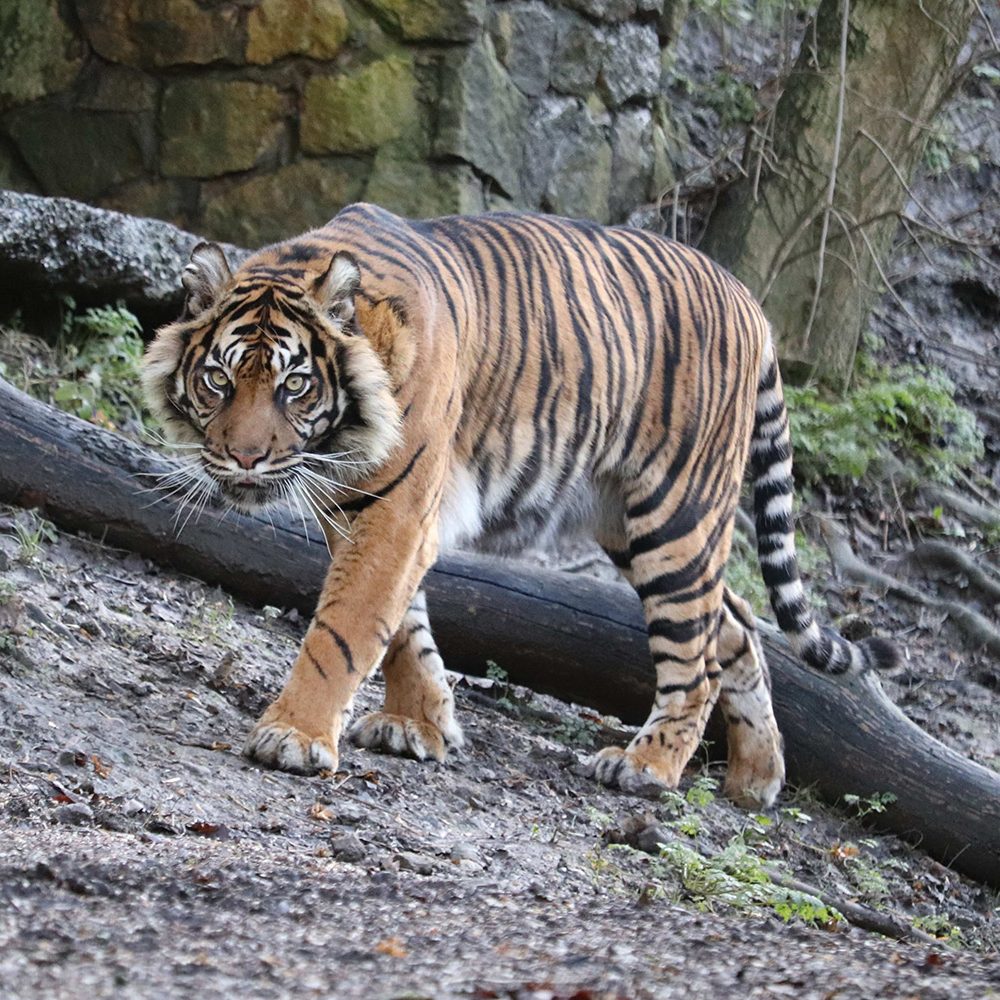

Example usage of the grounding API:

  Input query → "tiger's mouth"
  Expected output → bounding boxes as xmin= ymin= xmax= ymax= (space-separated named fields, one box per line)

xmin=212 ymin=472 xmax=288 ymax=512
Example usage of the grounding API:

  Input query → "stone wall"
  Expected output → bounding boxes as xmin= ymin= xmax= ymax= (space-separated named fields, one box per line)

xmin=0 ymin=0 xmax=687 ymax=247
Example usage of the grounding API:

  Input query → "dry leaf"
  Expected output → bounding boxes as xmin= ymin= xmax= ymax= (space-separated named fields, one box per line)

xmin=374 ymin=937 xmax=408 ymax=958
xmin=308 ymin=802 xmax=334 ymax=822
xmin=90 ymin=754 xmax=112 ymax=779
xmin=830 ymin=842 xmax=859 ymax=861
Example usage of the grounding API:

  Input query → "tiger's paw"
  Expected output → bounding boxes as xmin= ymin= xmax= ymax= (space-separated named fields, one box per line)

xmin=243 ymin=715 xmax=338 ymax=775
xmin=348 ymin=712 xmax=459 ymax=762
xmin=583 ymin=746 xmax=681 ymax=797
xmin=723 ymin=743 xmax=785 ymax=810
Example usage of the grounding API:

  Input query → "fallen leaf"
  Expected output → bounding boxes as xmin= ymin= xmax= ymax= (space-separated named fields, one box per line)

xmin=374 ymin=937 xmax=408 ymax=958
xmin=830 ymin=842 xmax=859 ymax=861
xmin=90 ymin=754 xmax=112 ymax=779
xmin=210 ymin=742 xmax=232 ymax=752
xmin=308 ymin=802 xmax=334 ymax=822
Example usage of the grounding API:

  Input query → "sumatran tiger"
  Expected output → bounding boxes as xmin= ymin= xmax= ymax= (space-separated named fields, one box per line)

xmin=142 ymin=203 xmax=896 ymax=808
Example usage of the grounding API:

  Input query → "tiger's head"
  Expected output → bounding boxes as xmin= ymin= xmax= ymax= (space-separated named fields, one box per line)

xmin=142 ymin=241 xmax=403 ymax=515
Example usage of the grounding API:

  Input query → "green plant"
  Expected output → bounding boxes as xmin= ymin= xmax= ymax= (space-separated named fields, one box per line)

xmin=53 ymin=299 xmax=146 ymax=432
xmin=685 ymin=775 xmax=718 ymax=809
xmin=13 ymin=513 xmax=57 ymax=563
xmin=913 ymin=913 xmax=964 ymax=944
xmin=845 ymin=855 xmax=891 ymax=905
xmin=1 ymin=301 xmax=147 ymax=436
xmin=485 ymin=659 xmax=507 ymax=684
xmin=654 ymin=836 xmax=842 ymax=928
xmin=842 ymin=790 xmax=897 ymax=819
xmin=706 ymin=72 xmax=757 ymax=128
xmin=786 ymin=365 xmax=983 ymax=488
xmin=551 ymin=714 xmax=600 ymax=749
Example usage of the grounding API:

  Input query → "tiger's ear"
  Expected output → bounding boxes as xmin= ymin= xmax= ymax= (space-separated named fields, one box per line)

xmin=312 ymin=251 xmax=361 ymax=329
xmin=181 ymin=242 xmax=232 ymax=318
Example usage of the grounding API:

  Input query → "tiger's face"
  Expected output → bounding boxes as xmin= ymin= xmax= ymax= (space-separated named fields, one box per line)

xmin=142 ymin=242 xmax=402 ymax=515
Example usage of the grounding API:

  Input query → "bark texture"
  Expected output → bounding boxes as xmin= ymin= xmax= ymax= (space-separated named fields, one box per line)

xmin=1 ymin=375 xmax=999 ymax=889
xmin=700 ymin=0 xmax=974 ymax=384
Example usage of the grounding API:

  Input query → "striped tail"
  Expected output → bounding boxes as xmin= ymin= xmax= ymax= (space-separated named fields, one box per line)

xmin=749 ymin=338 xmax=897 ymax=674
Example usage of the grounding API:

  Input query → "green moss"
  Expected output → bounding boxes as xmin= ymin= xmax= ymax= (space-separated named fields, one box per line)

xmin=0 ymin=0 xmax=81 ymax=109
xmin=160 ymin=80 xmax=284 ymax=178
xmin=301 ymin=56 xmax=423 ymax=155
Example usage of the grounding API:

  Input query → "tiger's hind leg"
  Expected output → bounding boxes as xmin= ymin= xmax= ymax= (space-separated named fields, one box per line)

xmin=716 ymin=588 xmax=784 ymax=808
xmin=587 ymin=488 xmax=727 ymax=794
xmin=348 ymin=589 xmax=464 ymax=762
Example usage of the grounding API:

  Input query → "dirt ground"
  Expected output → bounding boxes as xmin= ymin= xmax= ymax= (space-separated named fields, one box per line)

xmin=1 ymin=509 xmax=998 ymax=1000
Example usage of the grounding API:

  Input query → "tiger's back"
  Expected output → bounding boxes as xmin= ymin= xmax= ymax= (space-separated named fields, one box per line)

xmin=314 ymin=206 xmax=769 ymax=560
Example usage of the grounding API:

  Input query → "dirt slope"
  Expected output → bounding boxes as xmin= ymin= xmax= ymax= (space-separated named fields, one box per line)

xmin=1 ymin=512 xmax=998 ymax=999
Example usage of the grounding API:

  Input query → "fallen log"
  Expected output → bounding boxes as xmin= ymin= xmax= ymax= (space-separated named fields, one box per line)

xmin=1 ymin=375 xmax=999 ymax=889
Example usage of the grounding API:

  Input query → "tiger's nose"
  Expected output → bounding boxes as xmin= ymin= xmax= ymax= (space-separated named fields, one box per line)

xmin=228 ymin=446 xmax=269 ymax=470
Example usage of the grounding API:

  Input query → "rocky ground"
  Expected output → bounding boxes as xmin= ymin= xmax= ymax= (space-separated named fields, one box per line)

xmin=1 ymin=507 xmax=998 ymax=1000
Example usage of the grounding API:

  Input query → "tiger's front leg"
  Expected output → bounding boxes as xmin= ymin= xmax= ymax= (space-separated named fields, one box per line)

xmin=244 ymin=466 xmax=444 ymax=775
xmin=348 ymin=588 xmax=463 ymax=761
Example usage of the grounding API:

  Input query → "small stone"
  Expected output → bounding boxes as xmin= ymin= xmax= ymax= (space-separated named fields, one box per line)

xmin=610 ymin=107 xmax=654 ymax=221
xmin=530 ymin=101 xmax=613 ymax=223
xmin=365 ymin=150 xmax=485 ymax=218
xmin=449 ymin=842 xmax=480 ymax=863
xmin=201 ymin=158 xmax=367 ymax=246
xmin=0 ymin=0 xmax=82 ymax=110
xmin=75 ymin=0 xmax=243 ymax=69
xmin=246 ymin=0 xmax=348 ymax=64
xmin=52 ymin=802 xmax=94 ymax=826
xmin=5 ymin=104 xmax=149 ymax=199
xmin=395 ymin=851 xmax=436 ymax=875
xmin=122 ymin=799 xmax=146 ymax=816
xmin=56 ymin=749 xmax=87 ymax=769
xmin=330 ymin=832 xmax=367 ymax=863
xmin=563 ymin=0 xmax=637 ymax=21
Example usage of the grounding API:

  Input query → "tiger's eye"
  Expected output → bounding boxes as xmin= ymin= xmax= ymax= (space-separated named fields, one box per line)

xmin=284 ymin=374 xmax=308 ymax=394
xmin=206 ymin=369 xmax=229 ymax=390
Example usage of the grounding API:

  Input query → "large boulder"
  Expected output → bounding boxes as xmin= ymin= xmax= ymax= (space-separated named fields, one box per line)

xmin=0 ymin=190 xmax=247 ymax=319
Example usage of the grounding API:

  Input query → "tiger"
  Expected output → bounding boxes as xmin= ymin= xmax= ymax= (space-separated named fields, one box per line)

xmin=142 ymin=202 xmax=896 ymax=809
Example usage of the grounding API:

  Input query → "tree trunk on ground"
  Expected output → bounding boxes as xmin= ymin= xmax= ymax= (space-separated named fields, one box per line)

xmin=700 ymin=0 xmax=974 ymax=385
xmin=1 ymin=376 xmax=999 ymax=889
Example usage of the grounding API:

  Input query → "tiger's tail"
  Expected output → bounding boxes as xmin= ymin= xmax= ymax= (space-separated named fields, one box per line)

xmin=749 ymin=336 xmax=898 ymax=674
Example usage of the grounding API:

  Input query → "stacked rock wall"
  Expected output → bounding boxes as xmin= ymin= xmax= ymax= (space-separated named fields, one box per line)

xmin=0 ymin=0 xmax=686 ymax=246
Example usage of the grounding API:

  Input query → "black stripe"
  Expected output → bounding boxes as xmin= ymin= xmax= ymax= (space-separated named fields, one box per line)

xmin=314 ymin=619 xmax=355 ymax=673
